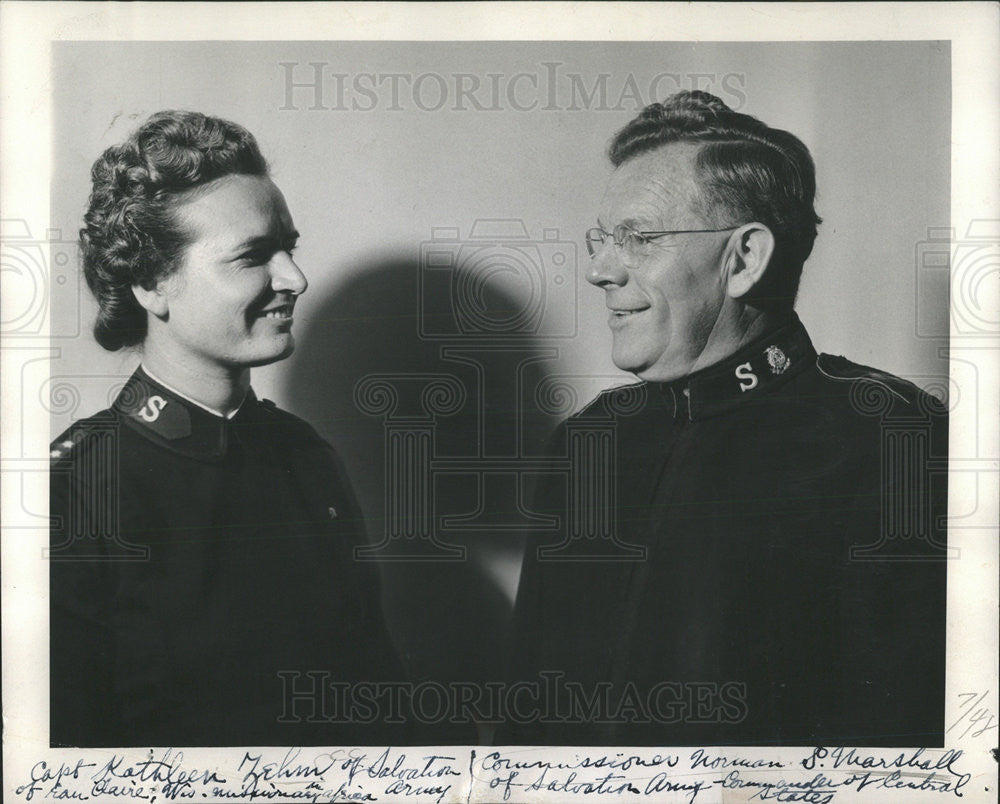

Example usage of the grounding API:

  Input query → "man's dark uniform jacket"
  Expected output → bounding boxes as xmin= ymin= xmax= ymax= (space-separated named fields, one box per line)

xmin=50 ymin=367 xmax=407 ymax=747
xmin=505 ymin=315 xmax=948 ymax=747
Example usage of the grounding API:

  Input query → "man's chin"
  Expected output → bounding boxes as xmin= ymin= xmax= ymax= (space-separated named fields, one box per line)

xmin=610 ymin=341 xmax=659 ymax=377
xmin=615 ymin=356 xmax=690 ymax=384
xmin=612 ymin=357 xmax=657 ymax=381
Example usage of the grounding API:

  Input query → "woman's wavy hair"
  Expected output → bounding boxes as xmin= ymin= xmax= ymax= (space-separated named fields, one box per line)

xmin=609 ymin=90 xmax=822 ymax=311
xmin=80 ymin=110 xmax=269 ymax=351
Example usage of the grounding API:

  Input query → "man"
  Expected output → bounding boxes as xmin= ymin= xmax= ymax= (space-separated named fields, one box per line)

xmin=504 ymin=91 xmax=947 ymax=747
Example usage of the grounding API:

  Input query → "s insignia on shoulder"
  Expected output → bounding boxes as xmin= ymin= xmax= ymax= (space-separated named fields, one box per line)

xmin=766 ymin=345 xmax=791 ymax=375
xmin=328 ymin=506 xmax=338 ymax=519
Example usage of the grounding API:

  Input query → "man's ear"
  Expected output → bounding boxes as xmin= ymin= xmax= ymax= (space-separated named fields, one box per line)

xmin=724 ymin=222 xmax=775 ymax=299
xmin=132 ymin=279 xmax=170 ymax=319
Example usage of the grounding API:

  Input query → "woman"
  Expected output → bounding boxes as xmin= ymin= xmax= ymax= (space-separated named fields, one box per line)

xmin=50 ymin=111 xmax=406 ymax=747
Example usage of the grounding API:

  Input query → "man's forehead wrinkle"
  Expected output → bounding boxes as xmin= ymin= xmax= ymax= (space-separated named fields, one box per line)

xmin=603 ymin=154 xmax=703 ymax=229
xmin=643 ymin=146 xmax=706 ymax=226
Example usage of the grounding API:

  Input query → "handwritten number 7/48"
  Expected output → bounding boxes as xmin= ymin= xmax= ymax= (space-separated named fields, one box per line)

xmin=947 ymin=691 xmax=998 ymax=739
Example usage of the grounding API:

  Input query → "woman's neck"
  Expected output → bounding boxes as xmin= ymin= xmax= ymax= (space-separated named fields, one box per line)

xmin=140 ymin=346 xmax=250 ymax=417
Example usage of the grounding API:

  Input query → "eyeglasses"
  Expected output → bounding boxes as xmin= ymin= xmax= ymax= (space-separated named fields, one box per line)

xmin=585 ymin=224 xmax=740 ymax=266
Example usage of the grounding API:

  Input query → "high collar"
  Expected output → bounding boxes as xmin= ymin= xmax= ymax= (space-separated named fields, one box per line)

xmin=113 ymin=366 xmax=258 ymax=460
xmin=650 ymin=314 xmax=817 ymax=421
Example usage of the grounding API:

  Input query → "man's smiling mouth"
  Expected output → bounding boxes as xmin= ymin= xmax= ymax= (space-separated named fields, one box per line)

xmin=610 ymin=306 xmax=649 ymax=318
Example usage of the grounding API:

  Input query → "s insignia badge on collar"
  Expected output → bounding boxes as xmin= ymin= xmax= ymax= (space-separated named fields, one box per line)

xmin=137 ymin=394 xmax=168 ymax=422
xmin=735 ymin=362 xmax=758 ymax=392
xmin=766 ymin=345 xmax=791 ymax=375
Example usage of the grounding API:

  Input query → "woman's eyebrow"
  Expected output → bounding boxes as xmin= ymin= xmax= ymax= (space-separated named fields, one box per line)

xmin=231 ymin=229 xmax=300 ymax=251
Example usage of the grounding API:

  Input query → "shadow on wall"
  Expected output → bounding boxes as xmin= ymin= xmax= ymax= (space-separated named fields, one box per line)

xmin=284 ymin=255 xmax=562 ymax=686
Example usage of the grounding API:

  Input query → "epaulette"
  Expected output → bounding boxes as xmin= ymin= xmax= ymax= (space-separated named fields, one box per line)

xmin=49 ymin=418 xmax=110 ymax=465
xmin=816 ymin=353 xmax=942 ymax=411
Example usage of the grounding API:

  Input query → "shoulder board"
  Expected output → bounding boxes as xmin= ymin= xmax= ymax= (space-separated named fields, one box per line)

xmin=49 ymin=416 xmax=115 ymax=464
xmin=816 ymin=353 xmax=937 ymax=410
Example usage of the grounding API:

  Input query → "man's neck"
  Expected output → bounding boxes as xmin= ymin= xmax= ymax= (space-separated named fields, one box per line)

xmin=687 ymin=308 xmax=784 ymax=377
xmin=731 ymin=308 xmax=786 ymax=352
xmin=140 ymin=345 xmax=250 ymax=417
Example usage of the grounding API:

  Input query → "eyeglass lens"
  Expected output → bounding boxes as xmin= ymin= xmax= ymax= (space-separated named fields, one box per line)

xmin=585 ymin=226 xmax=642 ymax=260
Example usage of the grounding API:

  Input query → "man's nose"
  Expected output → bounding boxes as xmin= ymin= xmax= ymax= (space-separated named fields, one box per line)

xmin=586 ymin=243 xmax=628 ymax=288
xmin=270 ymin=251 xmax=308 ymax=295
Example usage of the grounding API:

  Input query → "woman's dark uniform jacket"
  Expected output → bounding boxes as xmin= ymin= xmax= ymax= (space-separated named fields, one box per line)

xmin=504 ymin=315 xmax=948 ymax=747
xmin=49 ymin=367 xmax=407 ymax=747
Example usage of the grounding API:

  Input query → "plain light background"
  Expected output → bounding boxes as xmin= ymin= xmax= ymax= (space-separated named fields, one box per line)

xmin=48 ymin=40 xmax=950 ymax=683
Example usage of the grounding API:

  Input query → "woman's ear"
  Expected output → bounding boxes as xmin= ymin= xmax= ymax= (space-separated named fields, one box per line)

xmin=725 ymin=222 xmax=775 ymax=299
xmin=132 ymin=279 xmax=170 ymax=319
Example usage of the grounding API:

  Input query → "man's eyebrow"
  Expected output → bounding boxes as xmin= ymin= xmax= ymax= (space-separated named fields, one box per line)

xmin=619 ymin=216 xmax=647 ymax=229
xmin=597 ymin=216 xmax=648 ymax=230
